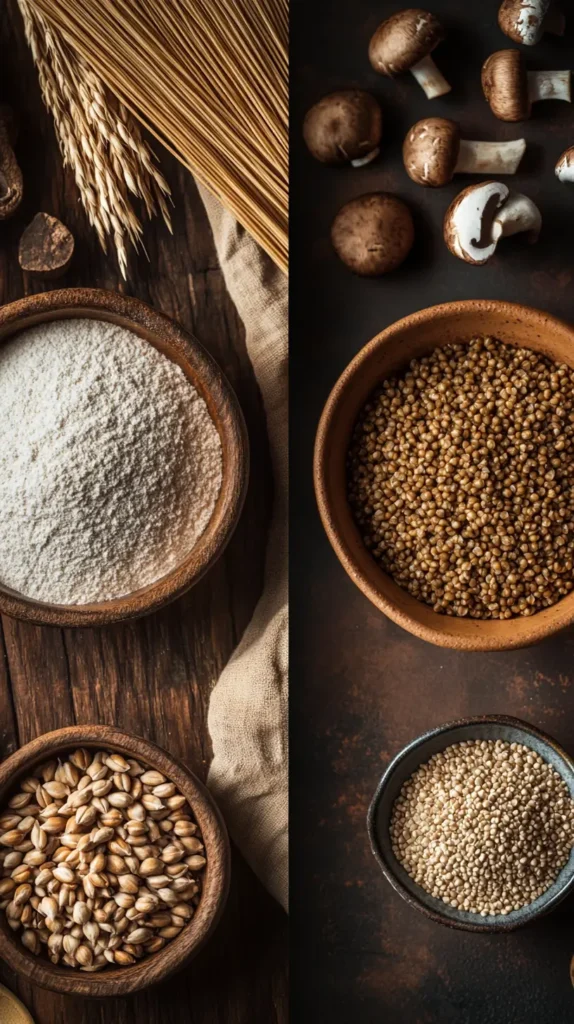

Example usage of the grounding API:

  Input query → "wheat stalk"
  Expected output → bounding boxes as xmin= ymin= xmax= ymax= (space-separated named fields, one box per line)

xmin=18 ymin=0 xmax=172 ymax=278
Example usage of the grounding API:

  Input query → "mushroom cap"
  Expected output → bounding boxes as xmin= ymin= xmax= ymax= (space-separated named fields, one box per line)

xmin=481 ymin=49 xmax=529 ymax=121
xmin=556 ymin=145 xmax=574 ymax=182
xmin=498 ymin=0 xmax=550 ymax=46
xmin=302 ymin=90 xmax=382 ymax=165
xmin=369 ymin=9 xmax=444 ymax=77
xmin=444 ymin=181 xmax=509 ymax=264
xmin=402 ymin=117 xmax=460 ymax=186
xmin=331 ymin=192 xmax=414 ymax=275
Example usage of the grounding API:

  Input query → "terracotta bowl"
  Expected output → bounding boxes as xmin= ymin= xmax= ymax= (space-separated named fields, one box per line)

xmin=0 ymin=288 xmax=249 ymax=626
xmin=368 ymin=715 xmax=574 ymax=932
xmin=0 ymin=725 xmax=230 ymax=996
xmin=314 ymin=299 xmax=574 ymax=651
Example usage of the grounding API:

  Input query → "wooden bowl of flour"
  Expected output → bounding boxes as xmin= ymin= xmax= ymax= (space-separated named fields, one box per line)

xmin=0 ymin=288 xmax=249 ymax=626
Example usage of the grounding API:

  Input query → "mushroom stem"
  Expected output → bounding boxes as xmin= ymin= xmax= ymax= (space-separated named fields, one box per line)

xmin=454 ymin=139 xmax=526 ymax=176
xmin=542 ymin=4 xmax=565 ymax=36
xmin=491 ymin=193 xmax=541 ymax=242
xmin=409 ymin=55 xmax=451 ymax=99
xmin=350 ymin=147 xmax=380 ymax=168
xmin=527 ymin=70 xmax=571 ymax=104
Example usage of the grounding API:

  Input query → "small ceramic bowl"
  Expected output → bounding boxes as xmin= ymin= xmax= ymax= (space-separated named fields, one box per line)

xmin=0 ymin=725 xmax=230 ymax=996
xmin=314 ymin=299 xmax=574 ymax=651
xmin=367 ymin=715 xmax=574 ymax=933
xmin=0 ymin=288 xmax=249 ymax=626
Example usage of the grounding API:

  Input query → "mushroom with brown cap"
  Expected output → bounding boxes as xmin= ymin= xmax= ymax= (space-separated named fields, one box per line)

xmin=369 ymin=9 xmax=451 ymax=99
xmin=555 ymin=146 xmax=574 ymax=182
xmin=403 ymin=117 xmax=526 ymax=186
xmin=303 ymin=90 xmax=382 ymax=167
xmin=482 ymin=49 xmax=571 ymax=121
xmin=498 ymin=0 xmax=565 ymax=46
xmin=331 ymin=193 xmax=414 ymax=275
xmin=444 ymin=180 xmax=541 ymax=264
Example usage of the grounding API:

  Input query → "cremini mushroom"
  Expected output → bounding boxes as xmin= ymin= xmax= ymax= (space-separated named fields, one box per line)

xmin=303 ymin=90 xmax=382 ymax=167
xmin=444 ymin=181 xmax=541 ymax=264
xmin=498 ymin=0 xmax=565 ymax=46
xmin=369 ymin=9 xmax=451 ymax=100
xmin=482 ymin=49 xmax=571 ymax=121
xmin=555 ymin=146 xmax=574 ymax=182
xmin=331 ymin=192 xmax=414 ymax=275
xmin=403 ymin=117 xmax=526 ymax=186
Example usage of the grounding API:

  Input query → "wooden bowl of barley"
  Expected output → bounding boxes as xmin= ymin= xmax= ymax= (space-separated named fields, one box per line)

xmin=0 ymin=726 xmax=230 ymax=996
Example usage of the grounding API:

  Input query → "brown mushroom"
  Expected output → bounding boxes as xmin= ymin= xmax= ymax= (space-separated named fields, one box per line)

xmin=403 ymin=117 xmax=526 ymax=186
xmin=482 ymin=49 xmax=571 ymax=121
xmin=331 ymin=192 xmax=414 ymax=275
xmin=303 ymin=90 xmax=382 ymax=167
xmin=0 ymin=105 xmax=23 ymax=220
xmin=369 ymin=9 xmax=451 ymax=99
xmin=443 ymin=180 xmax=541 ymax=264
xmin=555 ymin=146 xmax=574 ymax=182
xmin=498 ymin=0 xmax=565 ymax=46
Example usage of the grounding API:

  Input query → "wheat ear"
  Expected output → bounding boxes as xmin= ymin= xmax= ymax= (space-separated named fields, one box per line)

xmin=18 ymin=0 xmax=172 ymax=278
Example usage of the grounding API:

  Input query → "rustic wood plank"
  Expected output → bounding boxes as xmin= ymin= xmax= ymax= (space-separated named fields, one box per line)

xmin=0 ymin=1 xmax=287 ymax=1020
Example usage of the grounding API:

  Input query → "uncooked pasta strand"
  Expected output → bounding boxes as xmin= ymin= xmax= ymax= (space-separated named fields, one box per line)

xmin=30 ymin=0 xmax=288 ymax=271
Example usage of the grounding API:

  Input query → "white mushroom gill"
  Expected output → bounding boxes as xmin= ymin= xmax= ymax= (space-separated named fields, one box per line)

xmin=449 ymin=182 xmax=509 ymax=262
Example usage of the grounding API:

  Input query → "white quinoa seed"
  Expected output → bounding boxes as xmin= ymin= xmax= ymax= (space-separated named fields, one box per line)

xmin=390 ymin=739 xmax=574 ymax=916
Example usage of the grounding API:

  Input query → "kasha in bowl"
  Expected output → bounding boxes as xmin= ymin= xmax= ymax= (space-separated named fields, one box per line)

xmin=367 ymin=716 xmax=574 ymax=932
xmin=314 ymin=300 xmax=574 ymax=651
xmin=0 ymin=726 xmax=230 ymax=996
xmin=0 ymin=288 xmax=248 ymax=627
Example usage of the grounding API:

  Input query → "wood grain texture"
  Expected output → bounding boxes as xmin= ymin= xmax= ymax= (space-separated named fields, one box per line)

xmin=0 ymin=1 xmax=287 ymax=1021
xmin=292 ymin=0 xmax=574 ymax=1020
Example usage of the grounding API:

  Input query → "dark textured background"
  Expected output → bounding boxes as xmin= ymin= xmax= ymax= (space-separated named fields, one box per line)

xmin=0 ymin=1 xmax=287 ymax=1021
xmin=291 ymin=0 xmax=574 ymax=1020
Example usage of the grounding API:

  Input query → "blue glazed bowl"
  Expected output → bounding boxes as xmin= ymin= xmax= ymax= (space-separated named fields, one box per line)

xmin=367 ymin=715 xmax=574 ymax=932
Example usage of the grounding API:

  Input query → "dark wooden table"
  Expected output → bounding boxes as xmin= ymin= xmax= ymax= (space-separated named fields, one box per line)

xmin=292 ymin=1 xmax=574 ymax=1020
xmin=0 ymin=2 xmax=287 ymax=1022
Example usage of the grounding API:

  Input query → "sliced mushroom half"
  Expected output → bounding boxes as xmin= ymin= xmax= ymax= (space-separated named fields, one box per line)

xmin=444 ymin=181 xmax=541 ymax=264
xmin=556 ymin=146 xmax=574 ymax=182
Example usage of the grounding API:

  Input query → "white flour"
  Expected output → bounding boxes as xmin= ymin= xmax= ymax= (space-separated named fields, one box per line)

xmin=0 ymin=318 xmax=223 ymax=604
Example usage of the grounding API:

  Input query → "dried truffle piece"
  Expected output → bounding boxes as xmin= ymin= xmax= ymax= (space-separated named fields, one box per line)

xmin=19 ymin=213 xmax=74 ymax=277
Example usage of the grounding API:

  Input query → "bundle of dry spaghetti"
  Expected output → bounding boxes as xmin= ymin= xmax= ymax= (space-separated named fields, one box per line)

xmin=18 ymin=0 xmax=172 ymax=278
xmin=27 ymin=0 xmax=289 ymax=272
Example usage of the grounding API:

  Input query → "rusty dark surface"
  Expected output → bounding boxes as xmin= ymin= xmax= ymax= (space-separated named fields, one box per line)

xmin=291 ymin=0 xmax=574 ymax=1020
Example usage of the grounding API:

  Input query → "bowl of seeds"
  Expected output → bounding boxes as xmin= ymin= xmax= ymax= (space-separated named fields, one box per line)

xmin=314 ymin=300 xmax=574 ymax=650
xmin=0 ymin=725 xmax=230 ymax=996
xmin=368 ymin=715 xmax=574 ymax=932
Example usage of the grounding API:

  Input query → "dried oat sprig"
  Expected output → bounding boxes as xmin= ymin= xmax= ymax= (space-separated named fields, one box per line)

xmin=18 ymin=0 xmax=172 ymax=278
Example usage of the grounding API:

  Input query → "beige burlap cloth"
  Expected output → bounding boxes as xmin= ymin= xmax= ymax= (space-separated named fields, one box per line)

xmin=0 ymin=984 xmax=35 ymax=1024
xmin=198 ymin=186 xmax=288 ymax=912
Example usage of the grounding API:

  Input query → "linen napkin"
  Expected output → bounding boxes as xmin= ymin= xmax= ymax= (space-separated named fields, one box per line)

xmin=197 ymin=185 xmax=288 ymax=912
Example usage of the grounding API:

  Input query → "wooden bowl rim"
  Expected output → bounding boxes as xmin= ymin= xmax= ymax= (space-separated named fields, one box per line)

xmin=0 ymin=288 xmax=249 ymax=626
xmin=367 ymin=714 xmax=574 ymax=932
xmin=0 ymin=725 xmax=230 ymax=996
xmin=314 ymin=298 xmax=574 ymax=651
